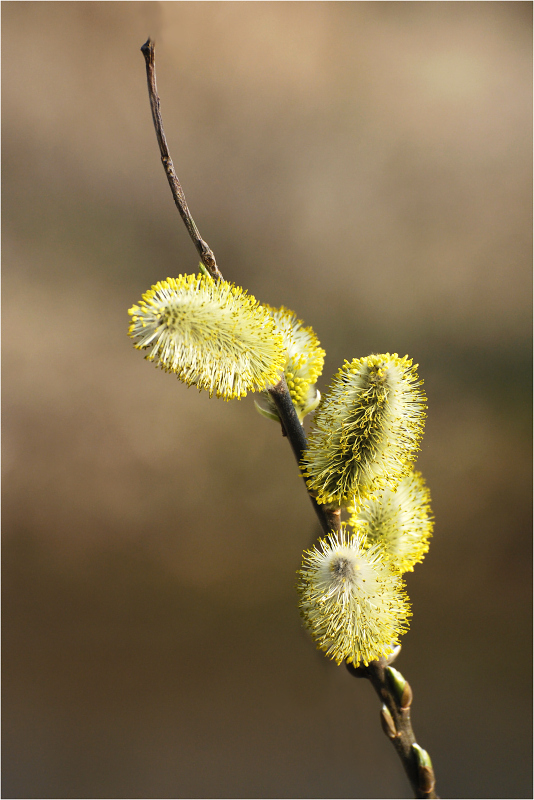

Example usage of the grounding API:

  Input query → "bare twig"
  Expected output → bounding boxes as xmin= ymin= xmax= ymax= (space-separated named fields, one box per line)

xmin=141 ymin=39 xmax=222 ymax=281
xmin=347 ymin=657 xmax=439 ymax=799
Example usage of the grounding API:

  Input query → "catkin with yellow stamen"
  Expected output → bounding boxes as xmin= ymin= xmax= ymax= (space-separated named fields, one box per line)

xmin=297 ymin=526 xmax=411 ymax=666
xmin=128 ymin=275 xmax=286 ymax=399
xmin=255 ymin=305 xmax=325 ymax=422
xmin=301 ymin=353 xmax=426 ymax=505
xmin=348 ymin=470 xmax=433 ymax=574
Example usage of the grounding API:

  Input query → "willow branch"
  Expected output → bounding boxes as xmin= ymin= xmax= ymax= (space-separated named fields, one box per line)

xmin=139 ymin=38 xmax=435 ymax=800
xmin=347 ymin=657 xmax=438 ymax=799
xmin=140 ymin=38 xmax=222 ymax=281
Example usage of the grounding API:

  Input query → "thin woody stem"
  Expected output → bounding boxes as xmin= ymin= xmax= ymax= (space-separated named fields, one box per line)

xmin=347 ymin=657 xmax=439 ymax=799
xmin=140 ymin=38 xmax=436 ymax=800
xmin=140 ymin=38 xmax=222 ymax=281
xmin=267 ymin=377 xmax=341 ymax=537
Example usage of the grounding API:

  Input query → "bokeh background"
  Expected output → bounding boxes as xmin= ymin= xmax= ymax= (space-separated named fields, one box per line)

xmin=3 ymin=3 xmax=532 ymax=798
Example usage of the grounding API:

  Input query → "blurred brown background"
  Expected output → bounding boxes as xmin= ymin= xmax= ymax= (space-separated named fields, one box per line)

xmin=3 ymin=2 xmax=532 ymax=798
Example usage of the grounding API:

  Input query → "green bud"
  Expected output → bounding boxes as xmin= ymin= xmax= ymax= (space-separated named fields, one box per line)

xmin=412 ymin=742 xmax=433 ymax=769
xmin=254 ymin=400 xmax=281 ymax=423
xmin=386 ymin=666 xmax=406 ymax=703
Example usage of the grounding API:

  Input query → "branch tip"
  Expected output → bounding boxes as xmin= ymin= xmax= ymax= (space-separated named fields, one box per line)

xmin=140 ymin=37 xmax=223 ymax=281
xmin=141 ymin=38 xmax=154 ymax=58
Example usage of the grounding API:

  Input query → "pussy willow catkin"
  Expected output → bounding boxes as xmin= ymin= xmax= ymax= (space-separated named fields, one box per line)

xmin=301 ymin=353 xmax=426 ymax=506
xmin=297 ymin=527 xmax=411 ymax=666
xmin=348 ymin=470 xmax=433 ymax=574
xmin=256 ymin=305 xmax=325 ymax=422
xmin=128 ymin=275 xmax=286 ymax=399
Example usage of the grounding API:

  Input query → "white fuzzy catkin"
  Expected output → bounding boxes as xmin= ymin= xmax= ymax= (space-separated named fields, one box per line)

xmin=297 ymin=527 xmax=411 ymax=666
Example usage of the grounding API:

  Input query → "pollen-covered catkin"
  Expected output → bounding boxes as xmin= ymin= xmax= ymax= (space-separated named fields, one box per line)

xmin=128 ymin=274 xmax=286 ymax=399
xmin=256 ymin=305 xmax=325 ymax=422
xmin=348 ymin=470 xmax=433 ymax=574
xmin=301 ymin=353 xmax=426 ymax=505
xmin=297 ymin=526 xmax=411 ymax=666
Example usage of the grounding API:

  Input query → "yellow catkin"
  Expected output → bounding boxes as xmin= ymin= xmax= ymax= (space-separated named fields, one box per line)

xmin=128 ymin=275 xmax=286 ymax=399
xmin=301 ymin=353 xmax=426 ymax=505
xmin=348 ymin=471 xmax=433 ymax=574
xmin=256 ymin=305 xmax=325 ymax=422
xmin=297 ymin=526 xmax=411 ymax=666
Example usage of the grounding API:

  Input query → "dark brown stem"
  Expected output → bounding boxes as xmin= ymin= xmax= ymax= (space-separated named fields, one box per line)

xmin=347 ymin=657 xmax=438 ymax=799
xmin=267 ymin=377 xmax=341 ymax=538
xmin=140 ymin=38 xmax=223 ymax=281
